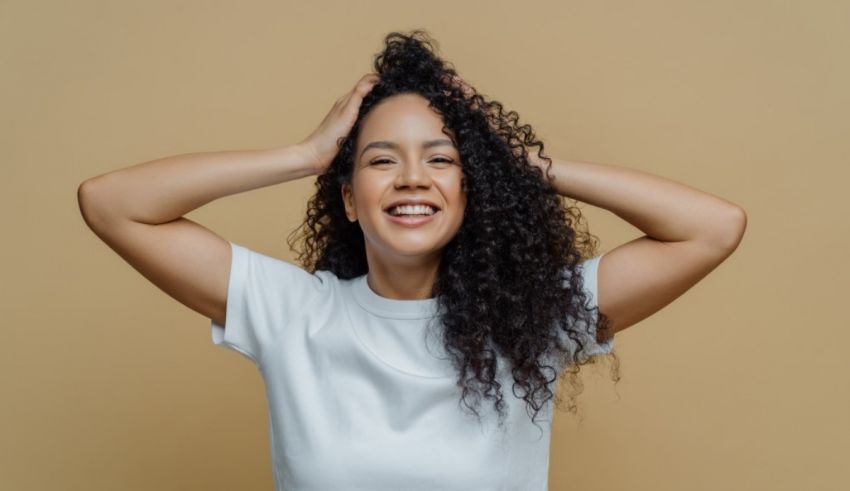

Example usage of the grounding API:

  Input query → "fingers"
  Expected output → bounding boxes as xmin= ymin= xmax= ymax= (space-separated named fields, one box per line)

xmin=339 ymin=73 xmax=379 ymax=109
xmin=354 ymin=73 xmax=380 ymax=94
xmin=360 ymin=72 xmax=380 ymax=84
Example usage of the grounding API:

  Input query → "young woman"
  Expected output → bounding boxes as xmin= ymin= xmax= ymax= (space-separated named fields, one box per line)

xmin=78 ymin=30 xmax=746 ymax=491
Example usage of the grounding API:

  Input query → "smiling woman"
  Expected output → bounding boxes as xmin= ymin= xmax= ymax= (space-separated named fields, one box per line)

xmin=79 ymin=26 xmax=622 ymax=491
xmin=339 ymin=93 xmax=468 ymax=300
xmin=80 ymin=24 xmax=745 ymax=491
xmin=287 ymin=28 xmax=617 ymax=433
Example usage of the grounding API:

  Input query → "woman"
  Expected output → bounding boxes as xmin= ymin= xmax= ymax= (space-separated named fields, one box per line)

xmin=78 ymin=30 xmax=746 ymax=491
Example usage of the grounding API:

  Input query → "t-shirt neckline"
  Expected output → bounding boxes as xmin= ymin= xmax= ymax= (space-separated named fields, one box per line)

xmin=351 ymin=274 xmax=439 ymax=319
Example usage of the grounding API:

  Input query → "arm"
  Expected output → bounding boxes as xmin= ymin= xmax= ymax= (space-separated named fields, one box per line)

xmin=530 ymin=155 xmax=747 ymax=338
xmin=442 ymin=72 xmax=746 ymax=337
xmin=78 ymin=146 xmax=317 ymax=226
xmin=77 ymin=73 xmax=380 ymax=327
xmin=77 ymin=145 xmax=318 ymax=325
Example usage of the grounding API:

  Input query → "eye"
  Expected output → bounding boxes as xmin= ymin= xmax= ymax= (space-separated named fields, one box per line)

xmin=369 ymin=157 xmax=455 ymax=165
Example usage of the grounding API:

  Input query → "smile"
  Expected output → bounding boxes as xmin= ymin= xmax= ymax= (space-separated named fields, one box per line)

xmin=383 ymin=209 xmax=441 ymax=227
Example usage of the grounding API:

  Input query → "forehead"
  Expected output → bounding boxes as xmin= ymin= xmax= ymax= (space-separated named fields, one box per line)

xmin=357 ymin=94 xmax=453 ymax=150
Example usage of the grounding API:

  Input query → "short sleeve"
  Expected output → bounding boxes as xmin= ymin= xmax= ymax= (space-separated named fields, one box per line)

xmin=555 ymin=255 xmax=615 ymax=367
xmin=575 ymin=255 xmax=615 ymax=360
xmin=210 ymin=241 xmax=328 ymax=365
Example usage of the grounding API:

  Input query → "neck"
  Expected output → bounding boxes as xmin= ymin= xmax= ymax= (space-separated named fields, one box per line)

xmin=365 ymin=249 xmax=441 ymax=300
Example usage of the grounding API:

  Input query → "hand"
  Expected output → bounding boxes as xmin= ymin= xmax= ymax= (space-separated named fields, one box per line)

xmin=298 ymin=73 xmax=380 ymax=175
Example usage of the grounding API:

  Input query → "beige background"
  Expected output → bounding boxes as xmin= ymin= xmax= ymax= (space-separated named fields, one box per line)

xmin=3 ymin=1 xmax=847 ymax=489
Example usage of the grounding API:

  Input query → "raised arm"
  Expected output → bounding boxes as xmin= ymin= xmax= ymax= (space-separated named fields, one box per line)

xmin=531 ymin=154 xmax=747 ymax=339
xmin=77 ymin=145 xmax=318 ymax=326
xmin=77 ymin=72 xmax=380 ymax=326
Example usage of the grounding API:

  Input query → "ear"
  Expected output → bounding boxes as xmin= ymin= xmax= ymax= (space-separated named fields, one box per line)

xmin=341 ymin=183 xmax=357 ymax=222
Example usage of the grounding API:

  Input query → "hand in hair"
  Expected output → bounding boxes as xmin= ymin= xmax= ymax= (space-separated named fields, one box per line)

xmin=298 ymin=73 xmax=380 ymax=176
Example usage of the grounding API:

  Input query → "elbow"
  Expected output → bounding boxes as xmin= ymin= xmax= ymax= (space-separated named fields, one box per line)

xmin=77 ymin=179 xmax=114 ymax=232
xmin=77 ymin=180 xmax=95 ymax=220
xmin=77 ymin=180 xmax=99 ymax=231
xmin=710 ymin=205 xmax=748 ymax=252
xmin=77 ymin=179 xmax=102 ymax=214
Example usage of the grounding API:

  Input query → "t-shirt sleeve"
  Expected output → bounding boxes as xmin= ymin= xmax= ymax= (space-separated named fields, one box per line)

xmin=553 ymin=254 xmax=615 ymax=369
xmin=210 ymin=241 xmax=328 ymax=365
xmin=575 ymin=254 xmax=615 ymax=361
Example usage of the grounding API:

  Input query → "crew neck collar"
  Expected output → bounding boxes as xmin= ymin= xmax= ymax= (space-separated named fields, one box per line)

xmin=351 ymin=273 xmax=439 ymax=319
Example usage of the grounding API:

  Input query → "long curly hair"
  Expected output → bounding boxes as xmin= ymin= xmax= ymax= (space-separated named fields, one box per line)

xmin=287 ymin=29 xmax=620 ymax=430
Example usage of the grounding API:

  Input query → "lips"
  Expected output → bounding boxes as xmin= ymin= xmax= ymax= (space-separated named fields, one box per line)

xmin=383 ymin=199 xmax=441 ymax=212
xmin=383 ymin=208 xmax=441 ymax=227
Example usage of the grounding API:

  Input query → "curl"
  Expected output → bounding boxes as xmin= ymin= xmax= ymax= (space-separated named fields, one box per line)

xmin=286 ymin=28 xmax=620 ymax=431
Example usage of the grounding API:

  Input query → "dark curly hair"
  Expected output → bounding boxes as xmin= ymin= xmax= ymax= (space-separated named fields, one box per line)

xmin=287 ymin=29 xmax=620 ymax=431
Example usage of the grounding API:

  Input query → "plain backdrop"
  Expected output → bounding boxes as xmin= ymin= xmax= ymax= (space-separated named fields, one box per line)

xmin=2 ymin=1 xmax=847 ymax=490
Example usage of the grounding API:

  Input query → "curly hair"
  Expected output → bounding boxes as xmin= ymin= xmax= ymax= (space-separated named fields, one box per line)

xmin=287 ymin=29 xmax=620 ymax=431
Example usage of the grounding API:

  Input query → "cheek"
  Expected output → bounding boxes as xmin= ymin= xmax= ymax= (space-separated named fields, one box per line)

xmin=356 ymin=186 xmax=390 ymax=219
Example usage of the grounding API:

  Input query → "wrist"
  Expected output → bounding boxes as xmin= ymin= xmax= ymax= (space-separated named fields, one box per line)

xmin=289 ymin=143 xmax=321 ymax=176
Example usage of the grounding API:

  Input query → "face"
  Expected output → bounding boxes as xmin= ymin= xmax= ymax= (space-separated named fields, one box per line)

xmin=342 ymin=93 xmax=467 ymax=265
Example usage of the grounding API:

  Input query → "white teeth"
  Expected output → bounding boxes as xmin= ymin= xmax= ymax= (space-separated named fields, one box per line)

xmin=389 ymin=204 xmax=436 ymax=216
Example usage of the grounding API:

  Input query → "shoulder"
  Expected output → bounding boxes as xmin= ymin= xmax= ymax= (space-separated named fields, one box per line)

xmin=232 ymin=242 xmax=336 ymax=303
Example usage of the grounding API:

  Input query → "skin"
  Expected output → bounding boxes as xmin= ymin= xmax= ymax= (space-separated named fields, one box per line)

xmin=341 ymin=93 xmax=467 ymax=300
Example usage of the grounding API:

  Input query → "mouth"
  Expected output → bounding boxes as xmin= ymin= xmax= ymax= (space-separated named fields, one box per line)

xmin=383 ymin=209 xmax=441 ymax=227
xmin=383 ymin=203 xmax=441 ymax=213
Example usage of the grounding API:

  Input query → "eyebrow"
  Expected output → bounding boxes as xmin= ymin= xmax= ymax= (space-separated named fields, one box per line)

xmin=359 ymin=139 xmax=456 ymax=160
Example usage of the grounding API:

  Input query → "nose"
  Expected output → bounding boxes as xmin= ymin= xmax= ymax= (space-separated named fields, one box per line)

xmin=394 ymin=158 xmax=432 ymax=189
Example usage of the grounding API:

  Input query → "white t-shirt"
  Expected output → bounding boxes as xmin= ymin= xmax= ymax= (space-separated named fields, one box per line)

xmin=211 ymin=241 xmax=614 ymax=491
